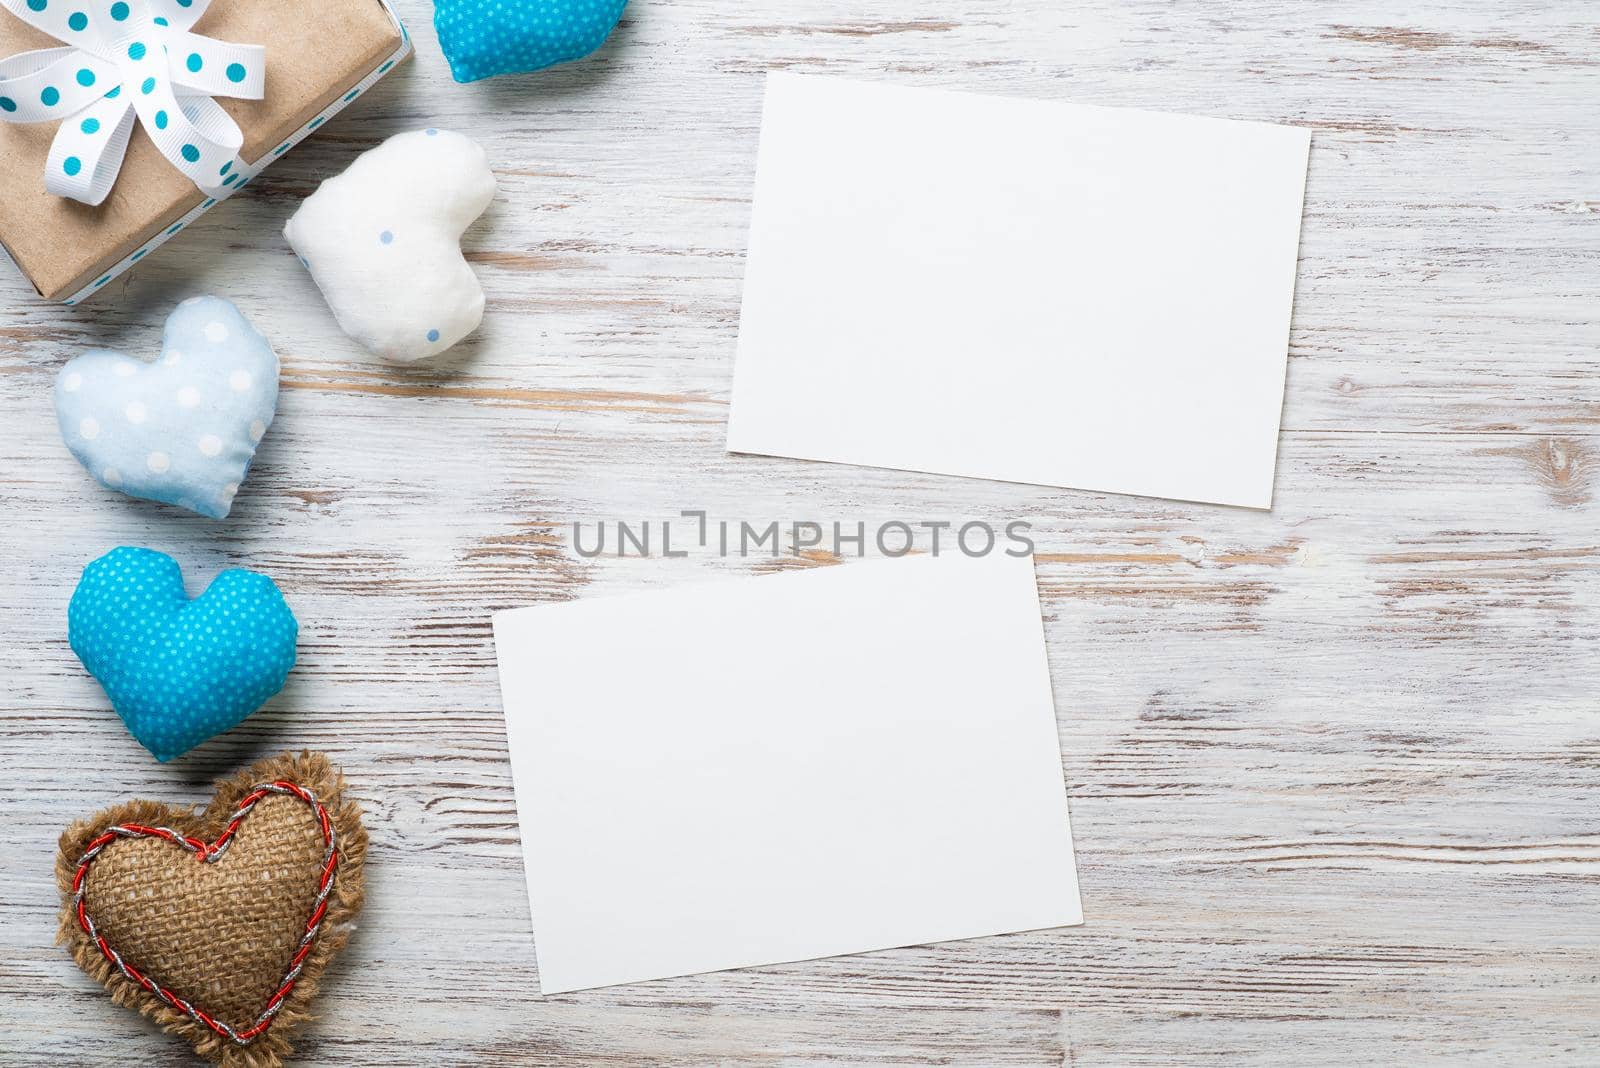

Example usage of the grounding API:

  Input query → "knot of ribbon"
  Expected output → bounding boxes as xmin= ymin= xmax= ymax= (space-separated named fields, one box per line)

xmin=0 ymin=0 xmax=263 ymax=205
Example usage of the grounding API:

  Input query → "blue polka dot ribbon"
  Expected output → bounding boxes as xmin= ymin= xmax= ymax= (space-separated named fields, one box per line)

xmin=0 ymin=0 xmax=264 ymax=205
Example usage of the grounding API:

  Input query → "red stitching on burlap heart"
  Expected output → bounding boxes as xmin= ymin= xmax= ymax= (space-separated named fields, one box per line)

xmin=69 ymin=779 xmax=339 ymax=1047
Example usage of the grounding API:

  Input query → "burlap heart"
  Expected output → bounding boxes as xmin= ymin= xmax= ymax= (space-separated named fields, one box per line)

xmin=56 ymin=752 xmax=367 ymax=1067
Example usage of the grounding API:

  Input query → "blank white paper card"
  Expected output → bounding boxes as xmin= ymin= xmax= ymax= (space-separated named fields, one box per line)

xmin=493 ymin=553 xmax=1082 ymax=994
xmin=727 ymin=73 xmax=1311 ymax=509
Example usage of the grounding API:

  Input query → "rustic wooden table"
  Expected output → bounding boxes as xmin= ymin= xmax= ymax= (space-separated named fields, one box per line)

xmin=2 ymin=1 xmax=1596 ymax=1064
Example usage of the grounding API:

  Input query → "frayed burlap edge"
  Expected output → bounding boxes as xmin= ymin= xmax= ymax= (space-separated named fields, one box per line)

xmin=55 ymin=751 xmax=368 ymax=1068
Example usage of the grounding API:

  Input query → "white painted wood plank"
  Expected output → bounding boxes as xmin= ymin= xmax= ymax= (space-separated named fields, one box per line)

xmin=1 ymin=1 xmax=1596 ymax=1064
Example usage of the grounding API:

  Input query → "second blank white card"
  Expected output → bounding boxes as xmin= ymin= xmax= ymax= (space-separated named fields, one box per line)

xmin=493 ymin=554 xmax=1082 ymax=994
xmin=728 ymin=74 xmax=1311 ymax=509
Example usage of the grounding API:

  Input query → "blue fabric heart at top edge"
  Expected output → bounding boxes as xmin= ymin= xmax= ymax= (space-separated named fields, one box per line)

xmin=433 ymin=0 xmax=628 ymax=83
xmin=68 ymin=546 xmax=297 ymax=762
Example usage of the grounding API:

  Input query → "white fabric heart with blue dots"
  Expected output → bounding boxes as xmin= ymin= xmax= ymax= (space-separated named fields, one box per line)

xmin=0 ymin=0 xmax=263 ymax=205
xmin=284 ymin=128 xmax=496 ymax=362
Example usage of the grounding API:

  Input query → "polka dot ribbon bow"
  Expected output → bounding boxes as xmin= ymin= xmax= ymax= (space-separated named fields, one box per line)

xmin=0 ymin=0 xmax=263 ymax=205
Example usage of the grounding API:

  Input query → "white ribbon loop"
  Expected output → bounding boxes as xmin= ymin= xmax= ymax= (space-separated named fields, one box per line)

xmin=0 ymin=0 xmax=265 ymax=206
xmin=45 ymin=84 xmax=136 ymax=204
xmin=166 ymin=31 xmax=264 ymax=97
xmin=0 ymin=47 xmax=117 ymax=120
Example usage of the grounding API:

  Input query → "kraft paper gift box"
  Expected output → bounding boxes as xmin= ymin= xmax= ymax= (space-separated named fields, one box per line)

xmin=0 ymin=0 xmax=410 ymax=303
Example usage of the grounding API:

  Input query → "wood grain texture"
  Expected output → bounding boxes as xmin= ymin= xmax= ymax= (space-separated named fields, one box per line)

xmin=1 ymin=1 xmax=1597 ymax=1064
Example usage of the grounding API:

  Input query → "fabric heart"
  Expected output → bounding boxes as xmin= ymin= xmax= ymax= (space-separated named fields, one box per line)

xmin=434 ymin=0 xmax=629 ymax=82
xmin=55 ymin=296 xmax=278 ymax=519
xmin=56 ymin=752 xmax=366 ymax=1068
xmin=284 ymin=128 xmax=496 ymax=362
xmin=69 ymin=546 xmax=297 ymax=762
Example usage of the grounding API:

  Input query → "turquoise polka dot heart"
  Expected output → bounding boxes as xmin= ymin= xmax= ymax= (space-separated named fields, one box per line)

xmin=68 ymin=547 xmax=298 ymax=763
xmin=434 ymin=0 xmax=628 ymax=82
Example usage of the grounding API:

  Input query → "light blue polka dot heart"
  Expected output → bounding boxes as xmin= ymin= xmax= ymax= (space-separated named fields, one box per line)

xmin=68 ymin=547 xmax=297 ymax=762
xmin=53 ymin=295 xmax=279 ymax=521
